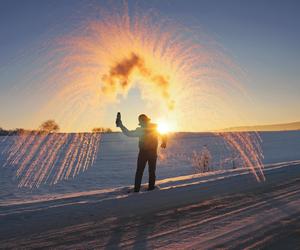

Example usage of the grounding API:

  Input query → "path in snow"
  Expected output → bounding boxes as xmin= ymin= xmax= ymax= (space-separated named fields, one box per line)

xmin=1 ymin=161 xmax=300 ymax=249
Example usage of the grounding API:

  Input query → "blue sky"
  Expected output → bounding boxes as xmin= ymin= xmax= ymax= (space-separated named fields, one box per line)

xmin=0 ymin=0 xmax=299 ymax=131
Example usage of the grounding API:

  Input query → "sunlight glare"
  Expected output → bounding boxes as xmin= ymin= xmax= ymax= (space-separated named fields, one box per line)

xmin=157 ymin=121 xmax=171 ymax=134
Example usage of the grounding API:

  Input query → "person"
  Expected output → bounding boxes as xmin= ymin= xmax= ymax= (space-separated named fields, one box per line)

xmin=116 ymin=113 xmax=167 ymax=192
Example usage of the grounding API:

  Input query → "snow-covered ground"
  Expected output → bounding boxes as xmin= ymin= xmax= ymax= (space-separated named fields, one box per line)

xmin=1 ymin=131 xmax=300 ymax=248
xmin=1 ymin=131 xmax=300 ymax=204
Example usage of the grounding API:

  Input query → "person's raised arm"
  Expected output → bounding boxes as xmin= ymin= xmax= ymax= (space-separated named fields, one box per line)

xmin=119 ymin=123 xmax=141 ymax=137
xmin=116 ymin=113 xmax=141 ymax=137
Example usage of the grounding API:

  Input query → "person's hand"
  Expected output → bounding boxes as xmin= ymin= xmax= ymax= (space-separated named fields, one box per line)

xmin=160 ymin=142 xmax=166 ymax=149
xmin=116 ymin=112 xmax=122 ymax=127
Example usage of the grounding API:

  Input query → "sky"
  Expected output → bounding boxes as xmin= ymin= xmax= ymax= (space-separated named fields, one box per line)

xmin=0 ymin=0 xmax=299 ymax=132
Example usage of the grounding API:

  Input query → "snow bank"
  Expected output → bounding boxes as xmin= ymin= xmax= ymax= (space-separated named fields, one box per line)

xmin=1 ymin=160 xmax=299 ymax=214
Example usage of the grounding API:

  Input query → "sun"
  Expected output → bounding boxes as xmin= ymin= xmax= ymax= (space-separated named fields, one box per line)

xmin=157 ymin=121 xmax=171 ymax=134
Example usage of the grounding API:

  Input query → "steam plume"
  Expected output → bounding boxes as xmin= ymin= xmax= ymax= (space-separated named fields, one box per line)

xmin=102 ymin=52 xmax=174 ymax=109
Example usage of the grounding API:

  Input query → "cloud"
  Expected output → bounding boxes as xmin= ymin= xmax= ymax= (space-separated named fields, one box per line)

xmin=101 ymin=52 xmax=174 ymax=110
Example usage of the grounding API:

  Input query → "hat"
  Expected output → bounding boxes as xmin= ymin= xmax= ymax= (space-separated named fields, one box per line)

xmin=138 ymin=114 xmax=150 ymax=125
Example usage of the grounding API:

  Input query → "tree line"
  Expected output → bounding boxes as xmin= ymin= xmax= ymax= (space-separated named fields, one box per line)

xmin=0 ymin=120 xmax=113 ymax=135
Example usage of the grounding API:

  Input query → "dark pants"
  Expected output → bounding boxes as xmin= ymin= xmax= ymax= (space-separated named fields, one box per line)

xmin=134 ymin=150 xmax=157 ymax=192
